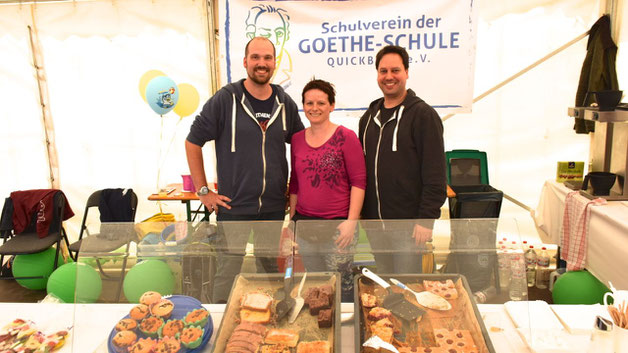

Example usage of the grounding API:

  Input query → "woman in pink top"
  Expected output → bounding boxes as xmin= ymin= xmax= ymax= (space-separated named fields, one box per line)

xmin=289 ymin=79 xmax=366 ymax=301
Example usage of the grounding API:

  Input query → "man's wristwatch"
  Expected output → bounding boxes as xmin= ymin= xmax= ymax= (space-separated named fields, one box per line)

xmin=196 ymin=186 xmax=210 ymax=196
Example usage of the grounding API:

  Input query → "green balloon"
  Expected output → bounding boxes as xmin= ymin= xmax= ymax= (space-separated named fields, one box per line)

xmin=123 ymin=259 xmax=174 ymax=303
xmin=13 ymin=247 xmax=66 ymax=290
xmin=46 ymin=262 xmax=102 ymax=303
xmin=552 ymin=270 xmax=610 ymax=304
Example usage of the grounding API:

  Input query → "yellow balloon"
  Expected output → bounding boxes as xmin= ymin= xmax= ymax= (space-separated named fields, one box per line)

xmin=139 ymin=70 xmax=166 ymax=102
xmin=173 ymin=83 xmax=200 ymax=118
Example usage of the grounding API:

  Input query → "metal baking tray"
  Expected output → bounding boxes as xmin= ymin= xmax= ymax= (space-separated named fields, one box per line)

xmin=212 ymin=271 xmax=341 ymax=352
xmin=354 ymin=273 xmax=495 ymax=353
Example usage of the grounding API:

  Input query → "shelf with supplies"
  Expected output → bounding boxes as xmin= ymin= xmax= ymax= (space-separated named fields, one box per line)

xmin=567 ymin=106 xmax=628 ymax=123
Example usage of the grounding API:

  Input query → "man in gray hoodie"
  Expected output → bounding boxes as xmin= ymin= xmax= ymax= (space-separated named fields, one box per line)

xmin=186 ymin=37 xmax=304 ymax=302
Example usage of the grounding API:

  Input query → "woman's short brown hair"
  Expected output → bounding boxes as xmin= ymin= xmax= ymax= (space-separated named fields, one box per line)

xmin=302 ymin=79 xmax=335 ymax=105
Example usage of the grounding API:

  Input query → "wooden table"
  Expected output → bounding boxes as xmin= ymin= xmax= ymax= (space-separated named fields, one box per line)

xmin=148 ymin=183 xmax=212 ymax=221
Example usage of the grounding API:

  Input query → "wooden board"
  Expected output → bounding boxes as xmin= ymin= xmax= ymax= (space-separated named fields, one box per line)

xmin=354 ymin=273 xmax=495 ymax=353
xmin=212 ymin=272 xmax=341 ymax=353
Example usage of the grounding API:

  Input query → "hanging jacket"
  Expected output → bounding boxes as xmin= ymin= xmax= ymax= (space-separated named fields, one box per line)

xmin=574 ymin=15 xmax=619 ymax=134
xmin=10 ymin=189 xmax=74 ymax=238
xmin=187 ymin=79 xmax=304 ymax=215
xmin=99 ymin=188 xmax=134 ymax=222
xmin=359 ymin=89 xmax=446 ymax=220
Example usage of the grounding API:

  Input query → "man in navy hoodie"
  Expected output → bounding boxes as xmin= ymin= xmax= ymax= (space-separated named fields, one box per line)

xmin=359 ymin=45 xmax=446 ymax=274
xmin=186 ymin=37 xmax=304 ymax=302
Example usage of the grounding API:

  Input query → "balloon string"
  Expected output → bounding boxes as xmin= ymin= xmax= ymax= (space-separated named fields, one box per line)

xmin=158 ymin=117 xmax=183 ymax=171
xmin=156 ymin=114 xmax=164 ymax=196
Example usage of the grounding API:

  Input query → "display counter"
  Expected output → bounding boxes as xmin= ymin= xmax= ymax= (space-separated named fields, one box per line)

xmin=0 ymin=302 xmax=609 ymax=352
xmin=3 ymin=219 xmax=548 ymax=352
xmin=535 ymin=180 xmax=628 ymax=288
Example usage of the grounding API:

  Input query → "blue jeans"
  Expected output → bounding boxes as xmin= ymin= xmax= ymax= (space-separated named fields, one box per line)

xmin=211 ymin=210 xmax=285 ymax=303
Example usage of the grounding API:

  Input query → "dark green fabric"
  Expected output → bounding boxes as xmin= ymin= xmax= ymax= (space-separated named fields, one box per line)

xmin=574 ymin=15 xmax=619 ymax=134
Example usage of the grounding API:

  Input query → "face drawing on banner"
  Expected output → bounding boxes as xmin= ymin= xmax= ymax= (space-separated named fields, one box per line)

xmin=246 ymin=5 xmax=292 ymax=89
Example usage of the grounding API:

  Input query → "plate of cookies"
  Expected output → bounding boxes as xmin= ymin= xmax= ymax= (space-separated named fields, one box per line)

xmin=108 ymin=291 xmax=213 ymax=353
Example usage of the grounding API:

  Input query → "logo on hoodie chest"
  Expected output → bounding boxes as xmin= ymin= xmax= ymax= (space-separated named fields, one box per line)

xmin=255 ymin=112 xmax=271 ymax=131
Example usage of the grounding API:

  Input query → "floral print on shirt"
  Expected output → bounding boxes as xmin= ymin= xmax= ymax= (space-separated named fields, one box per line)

xmin=301 ymin=128 xmax=347 ymax=190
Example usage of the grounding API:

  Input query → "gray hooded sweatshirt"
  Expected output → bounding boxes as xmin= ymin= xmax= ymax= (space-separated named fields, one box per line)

xmin=187 ymin=79 xmax=304 ymax=215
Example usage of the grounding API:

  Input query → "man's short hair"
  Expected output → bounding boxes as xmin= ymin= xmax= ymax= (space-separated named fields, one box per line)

xmin=302 ymin=79 xmax=336 ymax=105
xmin=245 ymin=37 xmax=276 ymax=58
xmin=375 ymin=45 xmax=409 ymax=70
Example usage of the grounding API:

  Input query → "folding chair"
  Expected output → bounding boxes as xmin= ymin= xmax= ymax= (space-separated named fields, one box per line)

xmin=0 ymin=190 xmax=72 ymax=283
xmin=69 ymin=189 xmax=138 ymax=258
xmin=68 ymin=189 xmax=137 ymax=302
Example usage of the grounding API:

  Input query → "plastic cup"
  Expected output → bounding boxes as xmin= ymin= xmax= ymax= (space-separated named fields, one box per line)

xmin=182 ymin=175 xmax=195 ymax=192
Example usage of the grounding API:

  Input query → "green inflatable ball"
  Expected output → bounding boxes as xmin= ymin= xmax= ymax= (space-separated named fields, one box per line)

xmin=13 ymin=247 xmax=66 ymax=290
xmin=46 ymin=262 xmax=102 ymax=303
xmin=552 ymin=270 xmax=610 ymax=304
xmin=123 ymin=259 xmax=174 ymax=303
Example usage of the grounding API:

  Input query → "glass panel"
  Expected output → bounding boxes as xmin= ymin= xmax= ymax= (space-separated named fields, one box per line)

xmin=71 ymin=219 xmax=530 ymax=351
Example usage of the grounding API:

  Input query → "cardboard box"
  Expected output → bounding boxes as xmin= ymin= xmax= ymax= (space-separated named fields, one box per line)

xmin=556 ymin=161 xmax=585 ymax=182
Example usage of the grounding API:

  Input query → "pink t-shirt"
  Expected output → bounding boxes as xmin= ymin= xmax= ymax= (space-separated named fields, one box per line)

xmin=289 ymin=125 xmax=366 ymax=219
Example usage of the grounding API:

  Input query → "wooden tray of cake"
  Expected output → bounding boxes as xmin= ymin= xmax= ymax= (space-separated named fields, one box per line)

xmin=212 ymin=272 xmax=341 ymax=353
xmin=354 ymin=273 xmax=495 ymax=353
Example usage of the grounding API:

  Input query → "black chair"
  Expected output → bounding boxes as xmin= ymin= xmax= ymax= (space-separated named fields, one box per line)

xmin=68 ymin=189 xmax=138 ymax=259
xmin=0 ymin=190 xmax=72 ymax=282
xmin=68 ymin=189 xmax=137 ymax=302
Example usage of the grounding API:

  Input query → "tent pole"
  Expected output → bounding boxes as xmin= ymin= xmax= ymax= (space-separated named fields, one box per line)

xmin=442 ymin=30 xmax=590 ymax=123
xmin=204 ymin=0 xmax=219 ymax=95
xmin=28 ymin=7 xmax=60 ymax=189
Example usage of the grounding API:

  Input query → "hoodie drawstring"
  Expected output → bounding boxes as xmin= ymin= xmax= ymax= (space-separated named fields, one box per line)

xmin=231 ymin=93 xmax=237 ymax=152
xmin=277 ymin=96 xmax=286 ymax=134
xmin=391 ymin=105 xmax=404 ymax=152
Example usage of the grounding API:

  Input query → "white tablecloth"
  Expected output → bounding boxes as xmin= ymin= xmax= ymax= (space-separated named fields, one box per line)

xmin=535 ymin=180 xmax=628 ymax=289
xmin=0 ymin=302 xmax=610 ymax=353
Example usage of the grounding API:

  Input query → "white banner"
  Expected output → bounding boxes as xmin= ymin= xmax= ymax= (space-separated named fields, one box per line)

xmin=218 ymin=0 xmax=477 ymax=114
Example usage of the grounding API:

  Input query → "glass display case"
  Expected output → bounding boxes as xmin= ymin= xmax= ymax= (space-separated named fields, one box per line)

xmin=66 ymin=218 xmax=530 ymax=352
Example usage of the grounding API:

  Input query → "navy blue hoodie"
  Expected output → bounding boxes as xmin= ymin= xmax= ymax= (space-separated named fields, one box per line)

xmin=187 ymin=79 xmax=304 ymax=215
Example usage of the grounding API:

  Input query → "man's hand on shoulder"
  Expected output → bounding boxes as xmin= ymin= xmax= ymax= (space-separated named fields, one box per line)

xmin=199 ymin=191 xmax=232 ymax=214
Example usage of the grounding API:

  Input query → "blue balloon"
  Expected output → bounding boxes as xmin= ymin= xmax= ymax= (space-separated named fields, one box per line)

xmin=145 ymin=76 xmax=179 ymax=115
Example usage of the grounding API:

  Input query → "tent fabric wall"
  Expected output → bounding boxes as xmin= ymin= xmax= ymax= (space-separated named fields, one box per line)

xmin=0 ymin=0 xmax=623 ymax=243
xmin=0 ymin=0 xmax=211 ymax=238
xmin=443 ymin=1 xmax=600 ymax=211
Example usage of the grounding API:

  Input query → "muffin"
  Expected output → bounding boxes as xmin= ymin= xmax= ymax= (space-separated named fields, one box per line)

xmin=180 ymin=326 xmax=204 ymax=349
xmin=139 ymin=317 xmax=164 ymax=338
xmin=139 ymin=291 xmax=162 ymax=306
xmin=111 ymin=330 xmax=137 ymax=353
xmin=129 ymin=304 xmax=150 ymax=321
xmin=128 ymin=337 xmax=157 ymax=353
xmin=154 ymin=336 xmax=181 ymax=353
xmin=115 ymin=318 xmax=137 ymax=331
xmin=159 ymin=319 xmax=185 ymax=338
xmin=183 ymin=308 xmax=209 ymax=327
xmin=150 ymin=299 xmax=174 ymax=319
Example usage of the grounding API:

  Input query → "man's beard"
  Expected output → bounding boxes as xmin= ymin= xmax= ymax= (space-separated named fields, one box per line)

xmin=248 ymin=66 xmax=272 ymax=85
